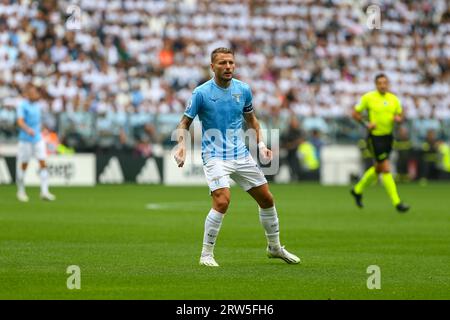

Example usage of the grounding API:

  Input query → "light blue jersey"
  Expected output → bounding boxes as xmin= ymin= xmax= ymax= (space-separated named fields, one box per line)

xmin=17 ymin=99 xmax=42 ymax=143
xmin=184 ymin=78 xmax=254 ymax=163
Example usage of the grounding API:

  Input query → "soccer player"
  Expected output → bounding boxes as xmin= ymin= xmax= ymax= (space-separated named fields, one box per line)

xmin=350 ymin=74 xmax=409 ymax=213
xmin=174 ymin=48 xmax=300 ymax=267
xmin=16 ymin=84 xmax=56 ymax=202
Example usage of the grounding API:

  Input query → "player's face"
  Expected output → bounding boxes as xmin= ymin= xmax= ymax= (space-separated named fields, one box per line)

xmin=211 ymin=53 xmax=235 ymax=83
xmin=375 ymin=77 xmax=389 ymax=94
xmin=27 ymin=86 xmax=40 ymax=101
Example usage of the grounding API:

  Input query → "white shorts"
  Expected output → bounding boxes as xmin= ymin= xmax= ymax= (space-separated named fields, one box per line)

xmin=17 ymin=140 xmax=47 ymax=164
xmin=203 ymin=155 xmax=268 ymax=193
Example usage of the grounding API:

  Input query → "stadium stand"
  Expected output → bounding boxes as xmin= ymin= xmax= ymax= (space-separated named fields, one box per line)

xmin=0 ymin=0 xmax=449 ymax=154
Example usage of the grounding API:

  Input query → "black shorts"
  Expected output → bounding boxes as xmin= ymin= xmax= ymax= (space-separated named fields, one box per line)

xmin=367 ymin=134 xmax=393 ymax=162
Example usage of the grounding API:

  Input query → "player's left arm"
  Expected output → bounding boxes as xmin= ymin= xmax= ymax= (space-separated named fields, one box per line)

xmin=16 ymin=102 xmax=35 ymax=136
xmin=394 ymin=113 xmax=404 ymax=123
xmin=242 ymin=84 xmax=272 ymax=160
xmin=244 ymin=111 xmax=272 ymax=161
xmin=393 ymin=96 xmax=404 ymax=123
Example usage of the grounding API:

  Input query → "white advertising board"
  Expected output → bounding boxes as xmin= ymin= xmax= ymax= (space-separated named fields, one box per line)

xmin=23 ymin=154 xmax=96 ymax=186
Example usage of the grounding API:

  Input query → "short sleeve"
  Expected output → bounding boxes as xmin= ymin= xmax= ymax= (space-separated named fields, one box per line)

xmin=354 ymin=94 xmax=368 ymax=113
xmin=17 ymin=101 xmax=25 ymax=119
xmin=184 ymin=90 xmax=202 ymax=119
xmin=243 ymin=85 xmax=254 ymax=113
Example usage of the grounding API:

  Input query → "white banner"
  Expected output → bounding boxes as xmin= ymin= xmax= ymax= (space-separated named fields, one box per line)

xmin=320 ymin=145 xmax=362 ymax=185
xmin=164 ymin=149 xmax=206 ymax=185
xmin=23 ymin=154 xmax=96 ymax=186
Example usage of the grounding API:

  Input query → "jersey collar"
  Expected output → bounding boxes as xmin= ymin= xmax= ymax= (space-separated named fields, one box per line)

xmin=212 ymin=77 xmax=233 ymax=91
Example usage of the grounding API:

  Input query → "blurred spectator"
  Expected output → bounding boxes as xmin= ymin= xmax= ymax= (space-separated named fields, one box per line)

xmin=394 ymin=126 xmax=414 ymax=182
xmin=297 ymin=138 xmax=320 ymax=180
xmin=302 ymin=110 xmax=329 ymax=135
xmin=0 ymin=91 xmax=16 ymax=139
xmin=59 ymin=99 xmax=95 ymax=152
xmin=309 ymin=129 xmax=324 ymax=163
xmin=411 ymin=105 xmax=442 ymax=146
xmin=281 ymin=116 xmax=304 ymax=181
xmin=133 ymin=123 xmax=157 ymax=158
xmin=419 ymin=129 xmax=440 ymax=181
xmin=437 ymin=140 xmax=450 ymax=177
xmin=42 ymin=124 xmax=74 ymax=155
xmin=159 ymin=40 xmax=174 ymax=68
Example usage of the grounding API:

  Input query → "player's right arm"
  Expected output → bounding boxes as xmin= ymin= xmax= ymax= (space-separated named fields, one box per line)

xmin=16 ymin=102 xmax=35 ymax=137
xmin=174 ymin=90 xmax=202 ymax=167
xmin=174 ymin=115 xmax=193 ymax=167
xmin=352 ymin=93 xmax=376 ymax=131
xmin=393 ymin=95 xmax=404 ymax=123
xmin=17 ymin=118 xmax=35 ymax=136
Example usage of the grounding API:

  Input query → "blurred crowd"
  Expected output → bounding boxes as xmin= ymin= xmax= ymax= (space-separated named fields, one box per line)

xmin=0 ymin=0 xmax=449 ymax=159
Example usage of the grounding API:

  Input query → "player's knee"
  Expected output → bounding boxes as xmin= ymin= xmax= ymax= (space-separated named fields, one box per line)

xmin=375 ymin=162 xmax=385 ymax=173
xmin=215 ymin=199 xmax=230 ymax=213
xmin=377 ymin=161 xmax=390 ymax=173
xmin=213 ymin=194 xmax=230 ymax=213
xmin=259 ymin=192 xmax=274 ymax=209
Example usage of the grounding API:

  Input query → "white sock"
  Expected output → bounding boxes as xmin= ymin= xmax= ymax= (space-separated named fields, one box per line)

xmin=259 ymin=206 xmax=281 ymax=250
xmin=40 ymin=168 xmax=49 ymax=195
xmin=202 ymin=208 xmax=224 ymax=256
xmin=16 ymin=166 xmax=25 ymax=194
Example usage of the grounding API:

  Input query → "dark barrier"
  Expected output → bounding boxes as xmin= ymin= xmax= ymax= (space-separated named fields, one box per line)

xmin=96 ymin=151 xmax=163 ymax=184
xmin=0 ymin=152 xmax=163 ymax=185
xmin=4 ymin=157 xmax=15 ymax=181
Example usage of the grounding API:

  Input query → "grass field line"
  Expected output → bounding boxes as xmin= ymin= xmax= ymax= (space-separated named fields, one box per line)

xmin=145 ymin=201 xmax=208 ymax=210
xmin=145 ymin=200 xmax=259 ymax=210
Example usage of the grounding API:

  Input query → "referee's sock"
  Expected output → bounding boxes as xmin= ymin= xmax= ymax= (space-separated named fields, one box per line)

xmin=354 ymin=166 xmax=377 ymax=194
xmin=381 ymin=172 xmax=401 ymax=206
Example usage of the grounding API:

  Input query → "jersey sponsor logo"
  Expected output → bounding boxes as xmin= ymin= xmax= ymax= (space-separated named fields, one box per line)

xmin=47 ymin=163 xmax=75 ymax=180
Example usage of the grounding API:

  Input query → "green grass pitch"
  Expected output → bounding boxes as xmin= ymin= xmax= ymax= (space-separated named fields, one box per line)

xmin=0 ymin=183 xmax=449 ymax=299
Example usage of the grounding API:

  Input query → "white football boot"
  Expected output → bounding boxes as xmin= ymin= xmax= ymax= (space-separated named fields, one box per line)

xmin=40 ymin=192 xmax=56 ymax=201
xmin=17 ymin=191 xmax=29 ymax=202
xmin=199 ymin=254 xmax=219 ymax=267
xmin=267 ymin=245 xmax=301 ymax=264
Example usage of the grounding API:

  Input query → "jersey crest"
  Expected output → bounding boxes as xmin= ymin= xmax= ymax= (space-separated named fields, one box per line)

xmin=232 ymin=93 xmax=241 ymax=103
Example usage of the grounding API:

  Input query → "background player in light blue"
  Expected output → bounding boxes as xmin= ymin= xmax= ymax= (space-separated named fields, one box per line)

xmin=16 ymin=84 xmax=55 ymax=202
xmin=174 ymin=47 xmax=300 ymax=267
